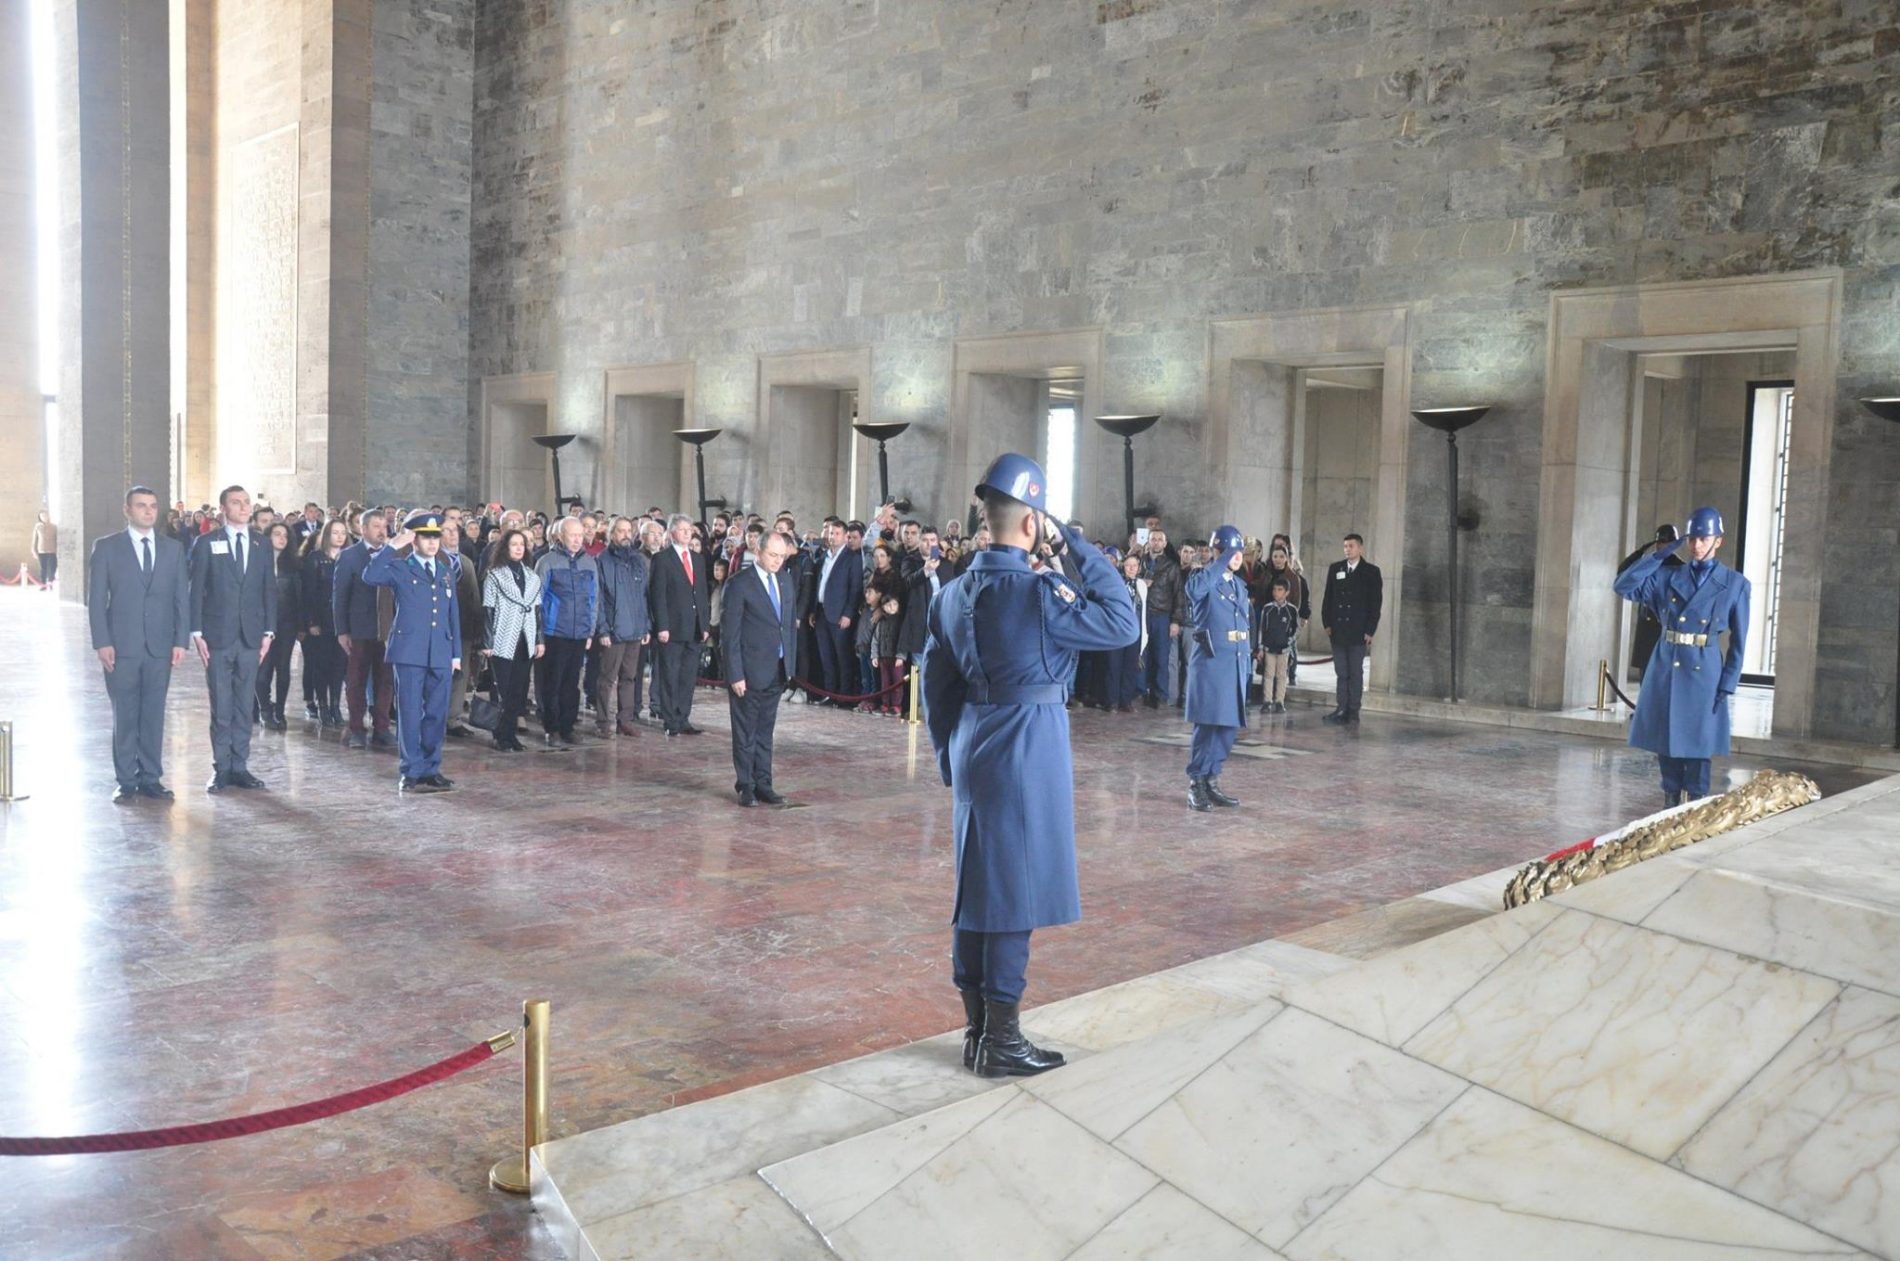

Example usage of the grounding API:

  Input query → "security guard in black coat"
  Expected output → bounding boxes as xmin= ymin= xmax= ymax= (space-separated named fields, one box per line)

xmin=1320 ymin=532 xmax=1382 ymax=723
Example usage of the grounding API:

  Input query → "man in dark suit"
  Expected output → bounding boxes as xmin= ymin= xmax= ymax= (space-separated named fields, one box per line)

xmin=333 ymin=508 xmax=396 ymax=749
xmin=1319 ymin=532 xmax=1382 ymax=724
xmin=188 ymin=485 xmax=278 ymax=791
xmin=647 ymin=513 xmax=711 ymax=737
xmin=88 ymin=485 xmax=191 ymax=802
xmin=810 ymin=516 xmax=862 ymax=700
xmin=723 ymin=529 xmax=800 ymax=806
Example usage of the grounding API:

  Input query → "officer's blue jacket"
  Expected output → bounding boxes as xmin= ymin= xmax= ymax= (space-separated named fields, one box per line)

xmin=923 ymin=529 xmax=1139 ymax=933
xmin=362 ymin=547 xmax=462 ymax=669
xmin=1614 ymin=547 xmax=1749 ymax=759
xmin=1184 ymin=563 xmax=1251 ymax=729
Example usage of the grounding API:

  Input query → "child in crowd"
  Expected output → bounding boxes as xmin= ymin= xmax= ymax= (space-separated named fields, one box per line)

xmin=1258 ymin=577 xmax=1298 ymax=714
xmin=871 ymin=593 xmax=906 ymax=716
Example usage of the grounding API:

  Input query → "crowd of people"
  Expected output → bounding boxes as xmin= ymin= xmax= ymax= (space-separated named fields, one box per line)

xmin=81 ymin=480 xmax=1376 ymax=801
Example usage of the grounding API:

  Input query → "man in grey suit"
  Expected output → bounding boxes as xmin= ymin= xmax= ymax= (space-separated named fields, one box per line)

xmin=722 ymin=529 xmax=801 ymax=807
xmin=88 ymin=485 xmax=191 ymax=803
xmin=188 ymin=485 xmax=277 ymax=792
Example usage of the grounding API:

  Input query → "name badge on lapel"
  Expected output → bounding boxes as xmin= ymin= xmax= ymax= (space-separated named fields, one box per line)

xmin=210 ymin=541 xmax=229 ymax=555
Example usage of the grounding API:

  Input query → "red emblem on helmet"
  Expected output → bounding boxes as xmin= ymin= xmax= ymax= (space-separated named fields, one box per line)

xmin=1028 ymin=482 xmax=1041 ymax=497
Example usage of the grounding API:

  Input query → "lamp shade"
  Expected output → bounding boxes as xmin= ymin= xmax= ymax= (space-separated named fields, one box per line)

xmin=851 ymin=421 xmax=912 ymax=443
xmin=672 ymin=428 xmax=723 ymax=446
xmin=1859 ymin=398 xmax=1900 ymax=424
xmin=531 ymin=433 xmax=577 ymax=451
xmin=1094 ymin=414 xmax=1161 ymax=439
xmin=1410 ymin=406 xmax=1491 ymax=434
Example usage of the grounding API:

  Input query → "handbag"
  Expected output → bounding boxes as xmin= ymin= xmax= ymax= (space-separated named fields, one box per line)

xmin=467 ymin=693 xmax=503 ymax=733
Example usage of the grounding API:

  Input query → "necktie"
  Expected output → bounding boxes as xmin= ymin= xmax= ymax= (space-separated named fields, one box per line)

xmin=235 ymin=532 xmax=246 ymax=574
xmin=425 ymin=560 xmax=434 ymax=580
xmin=767 ymin=572 xmax=783 ymax=657
xmin=683 ymin=549 xmax=694 ymax=586
xmin=141 ymin=537 xmax=152 ymax=575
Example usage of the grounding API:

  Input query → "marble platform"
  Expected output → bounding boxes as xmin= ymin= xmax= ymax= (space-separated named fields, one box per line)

xmin=539 ymin=773 xmax=1900 ymax=1259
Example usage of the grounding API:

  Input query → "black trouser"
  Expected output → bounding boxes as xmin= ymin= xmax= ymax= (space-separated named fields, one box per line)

xmin=653 ymin=636 xmax=700 ymax=732
xmin=1332 ymin=637 xmax=1367 ymax=714
xmin=304 ymin=634 xmax=345 ymax=709
xmin=538 ymin=636 xmax=587 ymax=736
xmin=491 ymin=651 xmax=533 ymax=737
xmin=813 ymin=618 xmax=853 ymax=696
xmin=37 ymin=553 xmax=56 ymax=584
xmin=257 ymin=633 xmax=297 ymax=710
xmin=728 ymin=668 xmax=785 ymax=791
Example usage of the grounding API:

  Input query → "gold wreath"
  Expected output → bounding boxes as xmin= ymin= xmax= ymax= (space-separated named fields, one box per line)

xmin=1502 ymin=769 xmax=1820 ymax=909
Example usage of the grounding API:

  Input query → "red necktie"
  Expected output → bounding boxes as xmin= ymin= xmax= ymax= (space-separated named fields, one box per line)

xmin=683 ymin=550 xmax=694 ymax=586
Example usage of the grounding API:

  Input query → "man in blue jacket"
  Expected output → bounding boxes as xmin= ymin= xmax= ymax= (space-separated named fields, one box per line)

xmin=1184 ymin=525 xmax=1251 ymax=811
xmin=594 ymin=516 xmax=652 ymax=735
xmin=1614 ymin=506 xmax=1750 ymax=807
xmin=333 ymin=508 xmax=396 ymax=750
xmin=923 ymin=453 xmax=1140 ymax=1078
xmin=363 ymin=512 xmax=462 ymax=792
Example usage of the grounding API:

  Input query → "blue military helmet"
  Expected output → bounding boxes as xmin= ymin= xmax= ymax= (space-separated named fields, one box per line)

xmin=1208 ymin=524 xmax=1244 ymax=557
xmin=1686 ymin=506 xmax=1724 ymax=538
xmin=403 ymin=511 xmax=445 ymax=535
xmin=975 ymin=453 xmax=1049 ymax=512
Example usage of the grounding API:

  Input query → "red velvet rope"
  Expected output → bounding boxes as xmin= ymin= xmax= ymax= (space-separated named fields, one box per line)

xmin=0 ymin=1039 xmax=502 ymax=1156
xmin=0 ymin=565 xmax=49 ymax=589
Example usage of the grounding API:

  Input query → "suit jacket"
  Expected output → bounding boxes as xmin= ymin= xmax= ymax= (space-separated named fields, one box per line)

xmin=817 ymin=546 xmax=863 ymax=623
xmin=648 ymin=545 xmax=711 ymax=639
xmin=88 ymin=530 xmax=190 ymax=658
xmin=188 ymin=529 xmax=277 ymax=649
xmin=332 ymin=540 xmax=386 ymax=640
xmin=722 ymin=565 xmax=798 ymax=688
xmin=1320 ymin=558 xmax=1383 ymax=641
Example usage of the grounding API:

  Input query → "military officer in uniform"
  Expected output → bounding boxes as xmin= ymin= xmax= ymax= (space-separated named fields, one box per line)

xmin=363 ymin=512 xmax=462 ymax=793
xmin=923 ymin=453 xmax=1139 ymax=1077
xmin=1184 ymin=525 xmax=1250 ymax=811
xmin=1613 ymin=506 xmax=1750 ymax=807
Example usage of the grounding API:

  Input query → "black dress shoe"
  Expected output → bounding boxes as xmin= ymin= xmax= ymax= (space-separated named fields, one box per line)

xmin=424 ymin=774 xmax=455 ymax=790
xmin=226 ymin=770 xmax=266 ymax=789
xmin=1205 ymin=777 xmax=1240 ymax=808
xmin=447 ymin=724 xmax=471 ymax=738
xmin=1187 ymin=777 xmax=1212 ymax=812
xmin=205 ymin=773 xmax=226 ymax=794
xmin=753 ymin=787 xmax=785 ymax=805
xmin=493 ymin=736 xmax=520 ymax=753
xmin=736 ymin=787 xmax=756 ymax=807
xmin=679 ymin=723 xmax=702 ymax=736
xmin=975 ymin=1000 xmax=1065 ymax=1078
xmin=138 ymin=782 xmax=175 ymax=800
xmin=558 ymin=731 xmax=579 ymax=747
xmin=545 ymin=732 xmax=562 ymax=747
xmin=400 ymin=775 xmax=446 ymax=793
xmin=304 ymin=702 xmax=321 ymax=720
xmin=1345 ymin=710 xmax=1361 ymax=723
xmin=1143 ymin=693 xmax=1159 ymax=710
xmin=1322 ymin=709 xmax=1347 ymax=724
xmin=346 ymin=730 xmax=368 ymax=749
xmin=113 ymin=786 xmax=138 ymax=804
xmin=370 ymin=731 xmax=396 ymax=749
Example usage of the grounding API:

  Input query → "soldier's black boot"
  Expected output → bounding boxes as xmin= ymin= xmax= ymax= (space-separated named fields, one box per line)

xmin=960 ymin=988 xmax=986 ymax=1072
xmin=975 ymin=1000 xmax=1065 ymax=1078
xmin=1205 ymin=777 xmax=1239 ymax=807
xmin=1187 ymin=777 xmax=1212 ymax=812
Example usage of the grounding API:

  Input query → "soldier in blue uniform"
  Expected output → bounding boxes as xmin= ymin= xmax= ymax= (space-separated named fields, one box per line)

xmin=1184 ymin=525 xmax=1251 ymax=812
xmin=923 ymin=454 xmax=1140 ymax=1077
xmin=1613 ymin=506 xmax=1750 ymax=807
xmin=364 ymin=512 xmax=463 ymax=793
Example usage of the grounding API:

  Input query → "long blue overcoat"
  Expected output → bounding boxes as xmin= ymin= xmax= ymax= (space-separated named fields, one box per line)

xmin=1613 ymin=547 xmax=1749 ymax=759
xmin=1183 ymin=564 xmax=1250 ymax=729
xmin=923 ymin=530 xmax=1140 ymax=932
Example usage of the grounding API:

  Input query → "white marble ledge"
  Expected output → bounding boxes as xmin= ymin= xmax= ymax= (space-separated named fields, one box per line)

xmin=1405 ymin=907 xmax=1842 ymax=1161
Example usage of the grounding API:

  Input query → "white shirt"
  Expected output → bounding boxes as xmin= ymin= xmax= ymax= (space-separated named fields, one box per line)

xmin=819 ymin=545 xmax=841 ymax=591
xmin=225 ymin=523 xmax=251 ymax=571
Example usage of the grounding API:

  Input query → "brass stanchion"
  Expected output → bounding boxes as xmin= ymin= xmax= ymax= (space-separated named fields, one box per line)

xmin=1591 ymin=659 xmax=1611 ymax=713
xmin=0 ymin=720 xmax=25 ymax=802
xmin=907 ymin=667 xmax=922 ymax=726
xmin=489 ymin=999 xmax=550 ymax=1195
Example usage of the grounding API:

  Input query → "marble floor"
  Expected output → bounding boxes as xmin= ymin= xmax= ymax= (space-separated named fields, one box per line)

xmin=0 ymin=589 xmax=1883 ymax=1259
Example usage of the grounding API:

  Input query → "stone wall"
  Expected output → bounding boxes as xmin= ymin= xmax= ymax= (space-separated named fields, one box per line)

xmin=466 ymin=0 xmax=1900 ymax=738
xmin=366 ymin=0 xmax=473 ymax=506
xmin=0 ymin=0 xmax=42 ymax=573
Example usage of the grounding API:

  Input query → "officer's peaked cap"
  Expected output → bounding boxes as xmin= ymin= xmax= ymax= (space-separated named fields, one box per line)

xmin=404 ymin=511 xmax=446 ymax=535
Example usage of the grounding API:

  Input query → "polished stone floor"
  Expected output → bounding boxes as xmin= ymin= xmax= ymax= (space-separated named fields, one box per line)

xmin=0 ymin=590 xmax=1881 ymax=1260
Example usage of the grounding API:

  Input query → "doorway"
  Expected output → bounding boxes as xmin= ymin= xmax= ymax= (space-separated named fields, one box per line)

xmin=949 ymin=329 xmax=1104 ymax=532
xmin=479 ymin=371 xmax=558 ymax=512
xmin=602 ymin=362 xmax=695 ymax=518
xmin=757 ymin=349 xmax=870 ymax=531
xmin=1295 ymin=367 xmax=1383 ymax=659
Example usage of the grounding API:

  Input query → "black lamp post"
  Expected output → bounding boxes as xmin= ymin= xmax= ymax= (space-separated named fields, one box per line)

xmin=673 ymin=428 xmax=726 ymax=525
xmin=851 ymin=421 xmax=912 ymax=512
xmin=1859 ymin=397 xmax=1900 ymax=747
xmin=531 ymin=434 xmax=582 ymax=515
xmin=1411 ymin=406 xmax=1492 ymax=703
xmin=1093 ymin=415 xmax=1161 ymax=537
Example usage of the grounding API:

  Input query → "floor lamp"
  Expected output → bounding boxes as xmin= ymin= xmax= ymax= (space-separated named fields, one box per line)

xmin=531 ymin=434 xmax=581 ymax=516
xmin=851 ymin=421 xmax=912 ymax=512
xmin=1411 ymin=406 xmax=1492 ymax=703
xmin=673 ymin=428 xmax=726 ymax=524
xmin=1093 ymin=415 xmax=1160 ymax=538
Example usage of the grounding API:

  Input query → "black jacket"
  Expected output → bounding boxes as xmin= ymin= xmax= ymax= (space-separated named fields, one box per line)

xmin=648 ymin=545 xmax=711 ymax=639
xmin=721 ymin=565 xmax=799 ymax=687
xmin=188 ymin=529 xmax=277 ymax=649
xmin=1143 ymin=553 xmax=1184 ymax=621
xmin=1320 ymin=558 xmax=1383 ymax=642
xmin=87 ymin=530 xmax=191 ymax=657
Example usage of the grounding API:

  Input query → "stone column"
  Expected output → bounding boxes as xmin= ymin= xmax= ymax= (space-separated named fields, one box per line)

xmin=0 ymin=0 xmax=44 ymax=577
xmin=54 ymin=0 xmax=170 ymax=591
